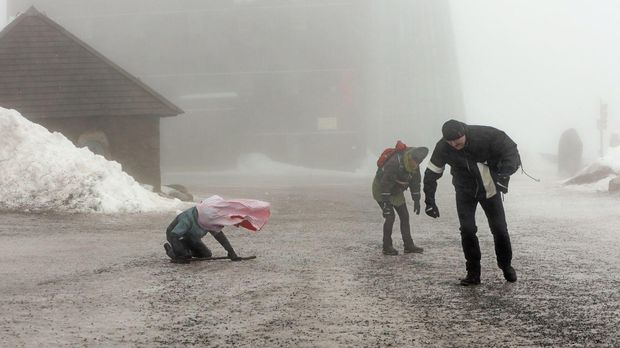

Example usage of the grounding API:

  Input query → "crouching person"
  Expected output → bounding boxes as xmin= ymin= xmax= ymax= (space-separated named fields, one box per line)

xmin=372 ymin=145 xmax=429 ymax=255
xmin=164 ymin=195 xmax=271 ymax=263
xmin=164 ymin=206 xmax=240 ymax=263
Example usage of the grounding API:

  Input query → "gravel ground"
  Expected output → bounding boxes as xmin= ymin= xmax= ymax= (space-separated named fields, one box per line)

xmin=0 ymin=173 xmax=618 ymax=347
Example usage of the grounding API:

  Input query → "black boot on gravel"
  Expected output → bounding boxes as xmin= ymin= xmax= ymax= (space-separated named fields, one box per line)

xmin=459 ymin=273 xmax=481 ymax=286
xmin=164 ymin=243 xmax=174 ymax=259
xmin=383 ymin=247 xmax=399 ymax=256
xmin=164 ymin=243 xmax=190 ymax=264
xmin=502 ymin=266 xmax=517 ymax=282
xmin=404 ymin=245 xmax=424 ymax=254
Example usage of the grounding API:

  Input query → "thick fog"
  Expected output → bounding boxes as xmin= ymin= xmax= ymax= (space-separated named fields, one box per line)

xmin=2 ymin=0 xmax=620 ymax=172
xmin=0 ymin=3 xmax=5 ymax=28
xmin=451 ymin=0 xmax=620 ymax=161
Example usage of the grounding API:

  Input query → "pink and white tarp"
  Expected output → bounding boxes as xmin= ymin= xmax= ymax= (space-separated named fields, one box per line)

xmin=196 ymin=195 xmax=271 ymax=232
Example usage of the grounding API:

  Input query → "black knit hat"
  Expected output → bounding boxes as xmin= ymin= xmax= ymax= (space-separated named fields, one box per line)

xmin=442 ymin=119 xmax=467 ymax=141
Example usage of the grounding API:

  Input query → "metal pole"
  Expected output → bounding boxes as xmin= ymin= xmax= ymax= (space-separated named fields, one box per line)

xmin=599 ymin=101 xmax=608 ymax=157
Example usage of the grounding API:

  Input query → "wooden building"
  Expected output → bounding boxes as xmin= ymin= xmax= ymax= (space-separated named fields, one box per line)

xmin=0 ymin=6 xmax=183 ymax=190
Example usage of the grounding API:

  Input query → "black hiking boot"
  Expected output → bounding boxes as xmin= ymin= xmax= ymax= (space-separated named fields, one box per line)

xmin=163 ymin=243 xmax=175 ymax=259
xmin=459 ymin=273 xmax=481 ymax=286
xmin=404 ymin=245 xmax=424 ymax=254
xmin=382 ymin=246 xmax=399 ymax=256
xmin=164 ymin=243 xmax=190 ymax=264
xmin=502 ymin=266 xmax=517 ymax=282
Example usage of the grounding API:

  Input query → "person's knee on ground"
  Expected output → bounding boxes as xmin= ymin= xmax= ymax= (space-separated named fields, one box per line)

xmin=187 ymin=235 xmax=213 ymax=258
xmin=191 ymin=245 xmax=212 ymax=258
xmin=168 ymin=235 xmax=192 ymax=261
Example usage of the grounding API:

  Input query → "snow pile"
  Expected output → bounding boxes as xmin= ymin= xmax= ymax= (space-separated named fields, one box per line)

xmin=564 ymin=146 xmax=620 ymax=192
xmin=0 ymin=107 xmax=181 ymax=213
xmin=588 ymin=146 xmax=620 ymax=173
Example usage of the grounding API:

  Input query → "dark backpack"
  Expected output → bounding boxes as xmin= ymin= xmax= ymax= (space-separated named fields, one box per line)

xmin=376 ymin=140 xmax=408 ymax=168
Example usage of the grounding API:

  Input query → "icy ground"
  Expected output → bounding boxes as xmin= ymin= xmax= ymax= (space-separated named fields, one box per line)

xmin=0 ymin=166 xmax=618 ymax=347
xmin=1 ymin=107 xmax=618 ymax=345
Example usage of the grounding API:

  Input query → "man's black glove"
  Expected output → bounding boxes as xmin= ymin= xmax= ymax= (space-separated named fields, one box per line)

xmin=496 ymin=175 xmax=510 ymax=194
xmin=380 ymin=201 xmax=393 ymax=218
xmin=425 ymin=202 xmax=440 ymax=218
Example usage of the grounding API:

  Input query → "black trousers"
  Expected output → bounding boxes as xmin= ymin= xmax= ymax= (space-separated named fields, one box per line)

xmin=378 ymin=202 xmax=415 ymax=250
xmin=456 ymin=191 xmax=512 ymax=275
xmin=165 ymin=216 xmax=212 ymax=259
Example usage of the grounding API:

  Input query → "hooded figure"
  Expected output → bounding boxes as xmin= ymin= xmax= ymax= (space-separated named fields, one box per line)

xmin=164 ymin=195 xmax=270 ymax=263
xmin=372 ymin=146 xmax=429 ymax=255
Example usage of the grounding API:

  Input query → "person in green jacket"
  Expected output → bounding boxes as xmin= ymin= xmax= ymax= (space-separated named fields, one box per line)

xmin=372 ymin=146 xmax=429 ymax=255
xmin=163 ymin=206 xmax=241 ymax=263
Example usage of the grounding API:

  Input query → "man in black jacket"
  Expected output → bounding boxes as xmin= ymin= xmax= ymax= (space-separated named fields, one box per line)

xmin=423 ymin=120 xmax=520 ymax=285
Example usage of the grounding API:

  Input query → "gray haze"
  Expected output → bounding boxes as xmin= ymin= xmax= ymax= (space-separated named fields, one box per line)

xmin=3 ymin=0 xmax=620 ymax=169
xmin=451 ymin=0 xmax=620 ymax=160
xmin=0 ymin=2 xmax=5 ymax=28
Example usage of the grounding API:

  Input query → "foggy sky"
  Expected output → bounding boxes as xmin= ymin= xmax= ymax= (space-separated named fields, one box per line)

xmin=0 ymin=1 xmax=5 ymax=28
xmin=2 ymin=1 xmax=619 ymax=161
xmin=450 ymin=0 xmax=620 ymax=159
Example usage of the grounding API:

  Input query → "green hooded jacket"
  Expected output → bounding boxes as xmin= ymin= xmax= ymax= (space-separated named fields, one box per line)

xmin=166 ymin=207 xmax=219 ymax=240
xmin=372 ymin=147 xmax=427 ymax=206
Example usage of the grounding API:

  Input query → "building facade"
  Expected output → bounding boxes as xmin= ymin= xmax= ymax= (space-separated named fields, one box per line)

xmin=6 ymin=0 xmax=464 ymax=171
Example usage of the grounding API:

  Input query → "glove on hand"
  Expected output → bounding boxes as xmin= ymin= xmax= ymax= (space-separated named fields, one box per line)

xmin=411 ymin=192 xmax=421 ymax=215
xmin=228 ymin=252 xmax=242 ymax=261
xmin=425 ymin=202 xmax=440 ymax=218
xmin=380 ymin=201 xmax=393 ymax=218
xmin=496 ymin=175 xmax=510 ymax=194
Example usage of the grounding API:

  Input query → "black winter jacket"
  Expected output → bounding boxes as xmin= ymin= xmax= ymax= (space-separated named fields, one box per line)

xmin=423 ymin=125 xmax=520 ymax=201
